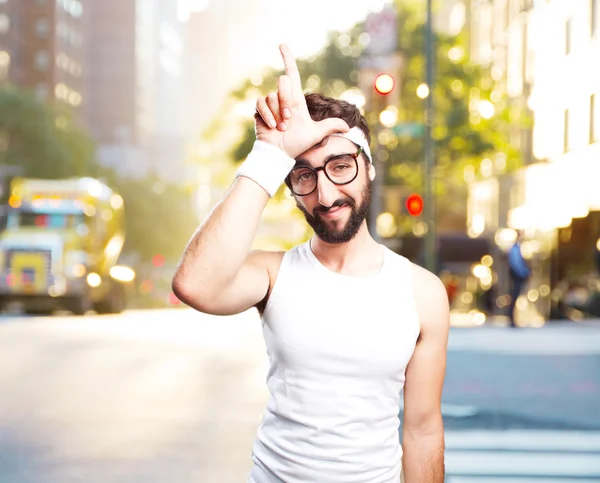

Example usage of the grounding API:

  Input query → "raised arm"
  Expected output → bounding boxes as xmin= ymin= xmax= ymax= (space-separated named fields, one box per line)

xmin=402 ymin=265 xmax=450 ymax=483
xmin=172 ymin=176 xmax=272 ymax=316
xmin=172 ymin=44 xmax=349 ymax=315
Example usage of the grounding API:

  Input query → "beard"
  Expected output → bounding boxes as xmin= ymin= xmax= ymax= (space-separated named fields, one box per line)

xmin=296 ymin=180 xmax=372 ymax=244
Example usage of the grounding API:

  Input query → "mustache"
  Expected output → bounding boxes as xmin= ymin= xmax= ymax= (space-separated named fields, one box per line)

xmin=313 ymin=197 xmax=355 ymax=215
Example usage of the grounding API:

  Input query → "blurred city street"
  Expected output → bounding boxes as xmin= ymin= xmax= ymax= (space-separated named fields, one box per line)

xmin=1 ymin=0 xmax=599 ymax=481
xmin=0 ymin=309 xmax=599 ymax=482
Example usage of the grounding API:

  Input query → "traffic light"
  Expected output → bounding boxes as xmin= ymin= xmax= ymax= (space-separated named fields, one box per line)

xmin=405 ymin=193 xmax=424 ymax=217
xmin=374 ymin=73 xmax=395 ymax=95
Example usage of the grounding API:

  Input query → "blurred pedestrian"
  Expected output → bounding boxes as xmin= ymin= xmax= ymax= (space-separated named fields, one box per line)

xmin=173 ymin=45 xmax=448 ymax=483
xmin=507 ymin=231 xmax=531 ymax=327
xmin=441 ymin=270 xmax=458 ymax=306
xmin=594 ymin=238 xmax=600 ymax=275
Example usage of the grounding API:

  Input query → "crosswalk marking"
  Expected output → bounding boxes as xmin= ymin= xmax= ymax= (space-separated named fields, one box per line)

xmin=446 ymin=451 xmax=600 ymax=477
xmin=447 ymin=327 xmax=600 ymax=355
xmin=440 ymin=403 xmax=480 ymax=418
xmin=444 ymin=430 xmax=600 ymax=481
xmin=445 ymin=430 xmax=600 ymax=451
xmin=447 ymin=478 xmax=597 ymax=483
xmin=399 ymin=402 xmax=480 ymax=418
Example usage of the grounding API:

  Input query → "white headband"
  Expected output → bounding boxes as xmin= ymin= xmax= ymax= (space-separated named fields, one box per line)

xmin=330 ymin=126 xmax=372 ymax=163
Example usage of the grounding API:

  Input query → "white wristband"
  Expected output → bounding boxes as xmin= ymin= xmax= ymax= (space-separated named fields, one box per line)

xmin=235 ymin=140 xmax=296 ymax=197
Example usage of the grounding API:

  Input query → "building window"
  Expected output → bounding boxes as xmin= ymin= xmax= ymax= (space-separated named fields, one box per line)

xmin=564 ymin=108 xmax=570 ymax=153
xmin=34 ymin=50 xmax=50 ymax=71
xmin=592 ymin=0 xmax=598 ymax=37
xmin=0 ymin=50 xmax=9 ymax=65
xmin=35 ymin=18 xmax=50 ymax=38
xmin=0 ymin=13 xmax=9 ymax=35
xmin=565 ymin=18 xmax=572 ymax=55
xmin=61 ymin=0 xmax=83 ymax=18
xmin=0 ymin=50 xmax=9 ymax=80
xmin=54 ymin=82 xmax=68 ymax=100
xmin=36 ymin=83 xmax=49 ymax=100
xmin=592 ymin=94 xmax=598 ymax=143
xmin=520 ymin=0 xmax=533 ymax=11
xmin=69 ymin=31 xmax=82 ymax=49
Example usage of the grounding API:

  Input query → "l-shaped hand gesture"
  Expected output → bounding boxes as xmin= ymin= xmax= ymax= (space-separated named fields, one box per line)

xmin=254 ymin=44 xmax=349 ymax=159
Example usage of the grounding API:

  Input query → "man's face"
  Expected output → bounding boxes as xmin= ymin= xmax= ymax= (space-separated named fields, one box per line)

xmin=292 ymin=136 xmax=373 ymax=244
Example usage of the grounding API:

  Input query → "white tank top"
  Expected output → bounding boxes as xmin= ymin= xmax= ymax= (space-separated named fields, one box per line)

xmin=248 ymin=240 xmax=420 ymax=483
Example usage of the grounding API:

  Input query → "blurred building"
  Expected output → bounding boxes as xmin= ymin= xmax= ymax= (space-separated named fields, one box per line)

xmin=183 ymin=8 xmax=234 ymax=141
xmin=85 ymin=0 xmax=188 ymax=183
xmin=0 ymin=0 xmax=85 ymax=120
xmin=84 ymin=0 xmax=136 ymax=144
xmin=467 ymin=0 xmax=600 ymax=321
xmin=182 ymin=0 xmax=267 ymax=140
xmin=136 ymin=0 xmax=187 ymax=183
xmin=435 ymin=0 xmax=468 ymax=36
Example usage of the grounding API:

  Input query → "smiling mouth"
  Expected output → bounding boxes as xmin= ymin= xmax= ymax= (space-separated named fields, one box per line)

xmin=318 ymin=204 xmax=349 ymax=219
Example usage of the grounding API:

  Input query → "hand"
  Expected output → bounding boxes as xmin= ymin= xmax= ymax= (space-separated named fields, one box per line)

xmin=254 ymin=44 xmax=350 ymax=159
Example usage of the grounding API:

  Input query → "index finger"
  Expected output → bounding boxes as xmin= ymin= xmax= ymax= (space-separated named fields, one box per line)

xmin=279 ymin=44 xmax=303 ymax=99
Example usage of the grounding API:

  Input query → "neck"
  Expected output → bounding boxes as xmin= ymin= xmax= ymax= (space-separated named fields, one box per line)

xmin=310 ymin=222 xmax=382 ymax=275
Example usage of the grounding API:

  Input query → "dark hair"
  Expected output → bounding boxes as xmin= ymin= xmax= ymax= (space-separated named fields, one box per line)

xmin=305 ymin=93 xmax=371 ymax=145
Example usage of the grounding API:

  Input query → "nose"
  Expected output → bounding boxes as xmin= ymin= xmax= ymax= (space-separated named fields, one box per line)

xmin=315 ymin=170 xmax=338 ymax=208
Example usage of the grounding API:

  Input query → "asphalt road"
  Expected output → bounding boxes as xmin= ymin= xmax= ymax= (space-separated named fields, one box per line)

xmin=0 ymin=309 xmax=598 ymax=482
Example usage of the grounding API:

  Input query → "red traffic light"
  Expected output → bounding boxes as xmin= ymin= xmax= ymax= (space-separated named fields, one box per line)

xmin=374 ymin=73 xmax=395 ymax=95
xmin=406 ymin=194 xmax=424 ymax=216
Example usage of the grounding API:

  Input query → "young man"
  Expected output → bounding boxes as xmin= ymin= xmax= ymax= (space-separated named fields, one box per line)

xmin=173 ymin=45 xmax=449 ymax=483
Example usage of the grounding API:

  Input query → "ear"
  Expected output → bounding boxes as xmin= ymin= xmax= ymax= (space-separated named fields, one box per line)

xmin=369 ymin=164 xmax=376 ymax=181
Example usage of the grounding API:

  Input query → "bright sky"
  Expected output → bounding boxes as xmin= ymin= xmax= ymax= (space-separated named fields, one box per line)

xmin=250 ymin=0 xmax=391 ymax=68
xmin=180 ymin=0 xmax=391 ymax=74
xmin=178 ymin=0 xmax=393 ymax=134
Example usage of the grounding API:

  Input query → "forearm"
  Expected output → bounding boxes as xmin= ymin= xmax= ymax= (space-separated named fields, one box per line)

xmin=173 ymin=176 xmax=268 ymax=299
xmin=401 ymin=429 xmax=445 ymax=483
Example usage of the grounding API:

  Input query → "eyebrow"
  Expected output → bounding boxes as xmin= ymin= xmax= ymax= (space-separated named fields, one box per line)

xmin=293 ymin=152 xmax=353 ymax=169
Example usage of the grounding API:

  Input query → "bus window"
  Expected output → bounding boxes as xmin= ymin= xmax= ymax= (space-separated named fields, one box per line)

xmin=14 ymin=213 xmax=75 ymax=229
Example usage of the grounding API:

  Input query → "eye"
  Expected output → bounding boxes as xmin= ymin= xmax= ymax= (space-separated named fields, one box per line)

xmin=328 ymin=155 xmax=354 ymax=172
xmin=291 ymin=169 xmax=314 ymax=183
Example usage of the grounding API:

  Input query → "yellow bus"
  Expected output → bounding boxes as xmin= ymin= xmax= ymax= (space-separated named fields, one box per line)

xmin=0 ymin=177 xmax=134 ymax=315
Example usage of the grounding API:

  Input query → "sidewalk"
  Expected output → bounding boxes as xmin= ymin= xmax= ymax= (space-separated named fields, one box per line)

xmin=447 ymin=319 xmax=600 ymax=354
xmin=450 ymin=310 xmax=600 ymax=329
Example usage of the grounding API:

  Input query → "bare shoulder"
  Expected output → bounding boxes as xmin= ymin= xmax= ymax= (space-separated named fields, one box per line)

xmin=409 ymin=262 xmax=450 ymax=336
xmin=249 ymin=249 xmax=285 ymax=276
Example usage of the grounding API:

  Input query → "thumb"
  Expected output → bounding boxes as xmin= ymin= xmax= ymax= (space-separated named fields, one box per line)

xmin=314 ymin=117 xmax=350 ymax=138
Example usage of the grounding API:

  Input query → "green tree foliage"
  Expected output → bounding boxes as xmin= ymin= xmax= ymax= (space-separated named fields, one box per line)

xmin=225 ymin=6 xmax=522 ymax=233
xmin=0 ymin=85 xmax=198 ymax=265
xmin=0 ymin=86 xmax=96 ymax=178
xmin=385 ymin=4 xmax=524 ymax=228
xmin=105 ymin=174 xmax=200 ymax=263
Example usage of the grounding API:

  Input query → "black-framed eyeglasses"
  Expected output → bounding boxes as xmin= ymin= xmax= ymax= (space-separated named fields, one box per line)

xmin=286 ymin=146 xmax=363 ymax=196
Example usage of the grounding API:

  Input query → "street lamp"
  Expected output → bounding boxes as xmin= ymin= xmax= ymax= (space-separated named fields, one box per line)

xmin=379 ymin=106 xmax=398 ymax=127
xmin=423 ymin=0 xmax=437 ymax=273
xmin=416 ymin=83 xmax=430 ymax=99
